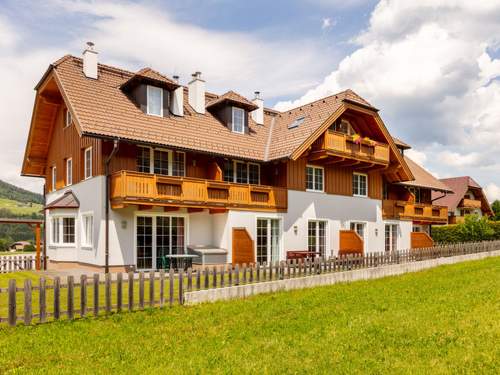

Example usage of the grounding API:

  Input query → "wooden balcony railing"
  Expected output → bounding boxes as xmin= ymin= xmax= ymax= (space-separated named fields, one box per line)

xmin=314 ymin=131 xmax=390 ymax=165
xmin=460 ymin=198 xmax=482 ymax=209
xmin=110 ymin=171 xmax=288 ymax=211
xmin=382 ymin=200 xmax=448 ymax=224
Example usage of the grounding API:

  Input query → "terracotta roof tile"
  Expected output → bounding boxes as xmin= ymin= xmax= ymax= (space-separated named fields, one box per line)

xmin=45 ymin=191 xmax=80 ymax=210
xmin=206 ymin=90 xmax=258 ymax=111
xmin=399 ymin=157 xmax=452 ymax=192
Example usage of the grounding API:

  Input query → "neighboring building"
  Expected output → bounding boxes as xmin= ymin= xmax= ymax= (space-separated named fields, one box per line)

xmin=432 ymin=176 xmax=493 ymax=224
xmin=8 ymin=241 xmax=32 ymax=252
xmin=21 ymin=44 xmax=449 ymax=271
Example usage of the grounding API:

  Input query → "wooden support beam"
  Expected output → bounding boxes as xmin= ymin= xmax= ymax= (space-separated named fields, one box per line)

xmin=138 ymin=205 xmax=153 ymax=211
xmin=187 ymin=207 xmax=204 ymax=213
xmin=163 ymin=206 xmax=180 ymax=212
xmin=209 ymin=208 xmax=227 ymax=215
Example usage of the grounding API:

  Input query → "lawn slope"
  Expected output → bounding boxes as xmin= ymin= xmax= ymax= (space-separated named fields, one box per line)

xmin=0 ymin=257 xmax=499 ymax=374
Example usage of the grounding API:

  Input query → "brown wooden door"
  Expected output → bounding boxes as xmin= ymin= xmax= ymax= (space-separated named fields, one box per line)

xmin=232 ymin=228 xmax=254 ymax=265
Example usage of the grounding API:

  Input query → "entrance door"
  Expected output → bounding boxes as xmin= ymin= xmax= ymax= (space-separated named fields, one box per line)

xmin=385 ymin=224 xmax=398 ymax=252
xmin=256 ymin=218 xmax=280 ymax=264
xmin=308 ymin=220 xmax=327 ymax=257
xmin=136 ymin=215 xmax=185 ymax=270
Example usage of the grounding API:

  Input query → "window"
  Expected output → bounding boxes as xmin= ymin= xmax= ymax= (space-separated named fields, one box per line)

xmin=65 ymin=109 xmax=72 ymax=127
xmin=154 ymin=150 xmax=169 ymax=175
xmin=350 ymin=222 xmax=365 ymax=240
xmin=137 ymin=147 xmax=151 ymax=173
xmin=409 ymin=187 xmax=421 ymax=203
xmin=51 ymin=166 xmax=57 ymax=192
xmin=84 ymin=147 xmax=92 ymax=179
xmin=82 ymin=214 xmax=93 ymax=247
xmin=66 ymin=158 xmax=72 ymax=186
xmin=147 ymin=85 xmax=163 ymax=116
xmin=385 ymin=224 xmax=398 ymax=252
xmin=223 ymin=160 xmax=260 ymax=184
xmin=50 ymin=217 xmax=76 ymax=245
xmin=257 ymin=218 xmax=280 ymax=264
xmin=288 ymin=116 xmax=305 ymax=129
xmin=232 ymin=107 xmax=245 ymax=134
xmin=306 ymin=165 xmax=324 ymax=192
xmin=353 ymin=173 xmax=367 ymax=197
xmin=329 ymin=118 xmax=353 ymax=135
xmin=172 ymin=151 xmax=185 ymax=177
xmin=308 ymin=220 xmax=327 ymax=257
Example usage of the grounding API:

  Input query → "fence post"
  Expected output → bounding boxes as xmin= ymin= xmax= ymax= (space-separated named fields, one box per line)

xmin=235 ymin=264 xmax=240 ymax=286
xmin=24 ymin=279 xmax=32 ymax=326
xmin=169 ymin=268 xmax=174 ymax=307
xmin=187 ymin=268 xmax=193 ymax=292
xmin=249 ymin=264 xmax=254 ymax=283
xmin=159 ymin=270 xmax=165 ymax=308
xmin=204 ymin=267 xmax=209 ymax=289
xmin=256 ymin=263 xmax=261 ymax=282
xmin=67 ymin=275 xmax=74 ymax=320
xmin=105 ymin=273 xmax=112 ymax=314
xmin=242 ymin=264 xmax=247 ymax=284
xmin=54 ymin=276 xmax=61 ymax=321
xmin=117 ymin=273 xmax=123 ymax=312
xmin=80 ymin=274 xmax=87 ymax=318
xmin=8 ymin=279 xmax=16 ymax=327
xmin=128 ymin=271 xmax=134 ymax=312
xmin=149 ymin=270 xmax=155 ymax=308
xmin=213 ymin=266 xmax=218 ymax=288
xmin=139 ymin=272 xmax=145 ymax=310
xmin=39 ymin=277 xmax=47 ymax=323
xmin=178 ymin=270 xmax=184 ymax=305
xmin=221 ymin=266 xmax=225 ymax=287
xmin=228 ymin=266 xmax=233 ymax=287
xmin=92 ymin=274 xmax=99 ymax=317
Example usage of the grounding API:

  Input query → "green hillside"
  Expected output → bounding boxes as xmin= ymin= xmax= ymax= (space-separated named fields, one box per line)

xmin=0 ymin=179 xmax=43 ymax=205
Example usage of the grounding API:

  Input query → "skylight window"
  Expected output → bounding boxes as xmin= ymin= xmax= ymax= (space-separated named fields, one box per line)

xmin=288 ymin=116 xmax=305 ymax=129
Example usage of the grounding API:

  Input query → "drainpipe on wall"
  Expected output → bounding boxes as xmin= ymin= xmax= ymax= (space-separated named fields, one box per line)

xmin=104 ymin=139 xmax=120 ymax=274
xmin=43 ymin=184 xmax=47 ymax=270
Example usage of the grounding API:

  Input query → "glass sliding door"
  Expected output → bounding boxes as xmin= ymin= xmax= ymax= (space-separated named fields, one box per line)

xmin=137 ymin=216 xmax=153 ymax=269
xmin=385 ymin=224 xmax=398 ymax=252
xmin=256 ymin=218 xmax=280 ymax=264
xmin=308 ymin=220 xmax=327 ymax=257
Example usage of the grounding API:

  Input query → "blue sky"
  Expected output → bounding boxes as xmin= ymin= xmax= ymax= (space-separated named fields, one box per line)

xmin=1 ymin=0 xmax=500 ymax=201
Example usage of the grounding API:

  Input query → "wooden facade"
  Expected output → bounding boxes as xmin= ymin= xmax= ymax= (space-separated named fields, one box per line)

xmin=382 ymin=200 xmax=448 ymax=224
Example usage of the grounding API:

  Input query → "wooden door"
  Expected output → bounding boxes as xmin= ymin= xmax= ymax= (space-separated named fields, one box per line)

xmin=232 ymin=228 xmax=254 ymax=265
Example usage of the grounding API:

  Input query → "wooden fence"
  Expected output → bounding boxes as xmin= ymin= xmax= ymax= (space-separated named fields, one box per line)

xmin=0 ymin=255 xmax=43 ymax=273
xmin=1 ymin=240 xmax=499 ymax=327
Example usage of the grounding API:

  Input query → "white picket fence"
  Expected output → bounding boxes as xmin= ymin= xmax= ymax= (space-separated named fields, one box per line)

xmin=0 ymin=254 xmax=36 ymax=273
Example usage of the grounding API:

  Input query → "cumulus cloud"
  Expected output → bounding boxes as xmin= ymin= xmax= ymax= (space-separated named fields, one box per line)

xmin=276 ymin=0 xmax=500 ymax=189
xmin=484 ymin=183 xmax=500 ymax=203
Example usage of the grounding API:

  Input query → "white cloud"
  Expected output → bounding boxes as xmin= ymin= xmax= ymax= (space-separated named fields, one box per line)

xmin=0 ymin=16 xmax=18 ymax=48
xmin=322 ymin=17 xmax=334 ymax=30
xmin=405 ymin=149 xmax=426 ymax=166
xmin=484 ymin=183 xmax=500 ymax=203
xmin=276 ymin=0 xmax=500 ymax=190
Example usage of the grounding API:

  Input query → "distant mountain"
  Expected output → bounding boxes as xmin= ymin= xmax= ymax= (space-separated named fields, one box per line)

xmin=0 ymin=179 xmax=43 ymax=205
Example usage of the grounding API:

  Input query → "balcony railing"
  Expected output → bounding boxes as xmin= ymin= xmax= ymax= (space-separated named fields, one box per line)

xmin=460 ymin=198 xmax=482 ymax=209
xmin=313 ymin=131 xmax=390 ymax=165
xmin=110 ymin=171 xmax=288 ymax=211
xmin=382 ymin=200 xmax=448 ymax=223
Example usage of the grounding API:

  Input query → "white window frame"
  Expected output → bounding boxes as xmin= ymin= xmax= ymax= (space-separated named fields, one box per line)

xmin=231 ymin=107 xmax=245 ymax=134
xmin=66 ymin=158 xmax=73 ymax=186
xmin=65 ymin=109 xmax=72 ymax=127
xmin=353 ymin=172 xmax=368 ymax=197
xmin=51 ymin=166 xmax=57 ymax=192
xmin=50 ymin=215 xmax=77 ymax=247
xmin=256 ymin=216 xmax=282 ymax=264
xmin=84 ymin=147 xmax=92 ymax=180
xmin=306 ymin=165 xmax=324 ymax=192
xmin=138 ymin=147 xmax=186 ymax=177
xmin=384 ymin=223 xmax=399 ymax=252
xmin=247 ymin=162 xmax=261 ymax=185
xmin=81 ymin=212 xmax=94 ymax=249
xmin=307 ymin=219 xmax=328 ymax=257
xmin=147 ymin=85 xmax=163 ymax=117
xmin=349 ymin=221 xmax=366 ymax=251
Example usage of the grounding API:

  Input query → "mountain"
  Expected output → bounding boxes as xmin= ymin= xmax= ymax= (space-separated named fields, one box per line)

xmin=0 ymin=179 xmax=43 ymax=205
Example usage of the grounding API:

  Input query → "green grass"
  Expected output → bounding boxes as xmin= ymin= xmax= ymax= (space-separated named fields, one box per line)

xmin=0 ymin=258 xmax=499 ymax=374
xmin=0 ymin=197 xmax=43 ymax=216
xmin=0 ymin=251 xmax=35 ymax=256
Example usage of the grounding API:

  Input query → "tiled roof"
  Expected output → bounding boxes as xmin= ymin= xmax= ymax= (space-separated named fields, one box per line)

xmin=45 ymin=191 xmax=80 ymax=210
xmin=49 ymin=56 xmax=380 ymax=162
xmin=399 ymin=157 xmax=452 ymax=192
xmin=206 ymin=90 xmax=258 ymax=111
xmin=120 ymin=67 xmax=180 ymax=91
xmin=393 ymin=137 xmax=411 ymax=150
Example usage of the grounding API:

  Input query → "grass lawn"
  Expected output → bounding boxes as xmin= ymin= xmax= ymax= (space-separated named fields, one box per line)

xmin=0 ymin=257 xmax=499 ymax=374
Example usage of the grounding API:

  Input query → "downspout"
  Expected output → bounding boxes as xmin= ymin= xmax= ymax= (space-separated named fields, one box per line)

xmin=43 ymin=184 xmax=47 ymax=270
xmin=104 ymin=139 xmax=120 ymax=274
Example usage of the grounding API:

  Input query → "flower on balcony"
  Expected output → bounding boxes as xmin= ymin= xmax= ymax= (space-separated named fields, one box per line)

xmin=351 ymin=134 xmax=362 ymax=144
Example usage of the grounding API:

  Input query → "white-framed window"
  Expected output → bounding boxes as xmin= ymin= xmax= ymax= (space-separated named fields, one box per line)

xmin=232 ymin=107 xmax=245 ymax=134
xmin=385 ymin=224 xmax=398 ymax=252
xmin=223 ymin=160 xmax=261 ymax=184
xmin=256 ymin=218 xmax=281 ymax=264
xmin=147 ymin=85 xmax=163 ymax=117
xmin=306 ymin=165 xmax=324 ymax=192
xmin=350 ymin=222 xmax=365 ymax=240
xmin=308 ymin=220 xmax=327 ymax=257
xmin=51 ymin=166 xmax=57 ymax=192
xmin=66 ymin=158 xmax=72 ymax=186
xmin=50 ymin=216 xmax=76 ymax=246
xmin=65 ymin=109 xmax=72 ymax=127
xmin=81 ymin=214 xmax=93 ymax=248
xmin=353 ymin=172 xmax=368 ymax=197
xmin=84 ymin=147 xmax=92 ymax=179
xmin=137 ymin=146 xmax=185 ymax=177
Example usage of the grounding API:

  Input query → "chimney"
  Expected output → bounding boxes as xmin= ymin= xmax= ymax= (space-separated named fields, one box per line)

xmin=82 ymin=41 xmax=98 ymax=79
xmin=188 ymin=72 xmax=205 ymax=114
xmin=251 ymin=91 xmax=264 ymax=125
xmin=170 ymin=75 xmax=184 ymax=116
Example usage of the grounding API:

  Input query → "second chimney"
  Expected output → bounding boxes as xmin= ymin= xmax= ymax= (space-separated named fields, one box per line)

xmin=83 ymin=42 xmax=98 ymax=79
xmin=188 ymin=72 xmax=205 ymax=114
xmin=170 ymin=75 xmax=184 ymax=116
xmin=251 ymin=91 xmax=264 ymax=125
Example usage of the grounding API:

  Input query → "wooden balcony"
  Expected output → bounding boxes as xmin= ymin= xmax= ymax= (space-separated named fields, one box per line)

xmin=382 ymin=200 xmax=448 ymax=224
xmin=311 ymin=131 xmax=390 ymax=166
xmin=459 ymin=198 xmax=482 ymax=209
xmin=110 ymin=171 xmax=288 ymax=211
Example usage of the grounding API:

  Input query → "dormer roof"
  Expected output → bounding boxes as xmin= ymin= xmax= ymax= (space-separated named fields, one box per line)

xmin=120 ymin=67 xmax=180 ymax=92
xmin=206 ymin=90 xmax=258 ymax=111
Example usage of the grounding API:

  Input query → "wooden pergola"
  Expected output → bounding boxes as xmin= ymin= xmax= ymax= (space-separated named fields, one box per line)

xmin=0 ymin=218 xmax=44 ymax=270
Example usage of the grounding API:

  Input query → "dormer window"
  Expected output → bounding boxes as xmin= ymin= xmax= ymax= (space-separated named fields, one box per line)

xmin=147 ymin=85 xmax=163 ymax=117
xmin=232 ymin=107 xmax=245 ymax=134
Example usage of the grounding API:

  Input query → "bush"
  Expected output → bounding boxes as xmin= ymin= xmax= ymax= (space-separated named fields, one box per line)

xmin=432 ymin=215 xmax=498 ymax=244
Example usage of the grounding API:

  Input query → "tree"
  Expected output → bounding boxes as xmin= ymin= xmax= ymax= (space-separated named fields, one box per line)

xmin=458 ymin=215 xmax=494 ymax=241
xmin=491 ymin=200 xmax=500 ymax=221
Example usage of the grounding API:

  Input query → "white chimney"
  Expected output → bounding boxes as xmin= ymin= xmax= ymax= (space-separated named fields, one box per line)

xmin=82 ymin=41 xmax=98 ymax=79
xmin=188 ymin=72 xmax=205 ymax=114
xmin=171 ymin=75 xmax=184 ymax=116
xmin=251 ymin=91 xmax=264 ymax=125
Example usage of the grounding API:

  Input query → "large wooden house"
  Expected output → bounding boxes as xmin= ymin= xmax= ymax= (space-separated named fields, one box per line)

xmin=21 ymin=44 xmax=452 ymax=271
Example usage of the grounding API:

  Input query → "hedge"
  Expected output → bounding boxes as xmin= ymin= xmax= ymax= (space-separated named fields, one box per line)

xmin=432 ymin=216 xmax=500 ymax=244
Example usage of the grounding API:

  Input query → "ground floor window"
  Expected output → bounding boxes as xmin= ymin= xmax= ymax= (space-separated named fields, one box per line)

xmin=385 ymin=224 xmax=398 ymax=252
xmin=81 ymin=214 xmax=93 ymax=247
xmin=136 ymin=215 xmax=186 ymax=270
xmin=50 ymin=216 xmax=76 ymax=245
xmin=308 ymin=220 xmax=327 ymax=257
xmin=256 ymin=218 xmax=280 ymax=264
xmin=350 ymin=222 xmax=365 ymax=239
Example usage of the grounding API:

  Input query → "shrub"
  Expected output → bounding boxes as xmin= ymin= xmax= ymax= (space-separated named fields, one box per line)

xmin=432 ymin=215 xmax=499 ymax=244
